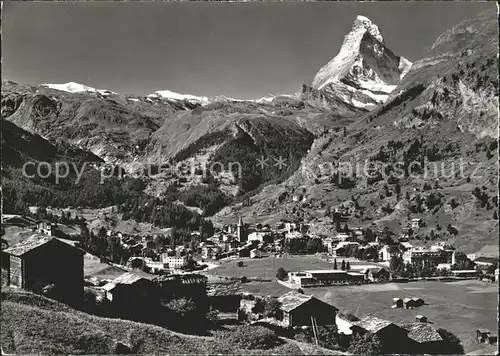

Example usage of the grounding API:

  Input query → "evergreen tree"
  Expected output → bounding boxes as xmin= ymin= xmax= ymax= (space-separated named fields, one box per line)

xmin=341 ymin=260 xmax=346 ymax=271
xmin=395 ymin=183 xmax=401 ymax=197
xmin=333 ymin=259 xmax=338 ymax=270
xmin=276 ymin=267 xmax=288 ymax=281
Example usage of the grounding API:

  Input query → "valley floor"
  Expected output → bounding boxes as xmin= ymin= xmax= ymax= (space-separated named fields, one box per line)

xmin=209 ymin=255 xmax=498 ymax=354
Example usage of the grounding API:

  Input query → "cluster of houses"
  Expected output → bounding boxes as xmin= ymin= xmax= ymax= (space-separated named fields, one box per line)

xmin=237 ymin=290 xmax=485 ymax=354
xmin=392 ymin=297 xmax=425 ymax=309
xmin=182 ymin=216 xmax=498 ymax=283
xmin=322 ymin=228 xmax=498 ymax=280
xmin=2 ymin=228 xmax=497 ymax=352
xmin=195 ymin=218 xmax=313 ymax=261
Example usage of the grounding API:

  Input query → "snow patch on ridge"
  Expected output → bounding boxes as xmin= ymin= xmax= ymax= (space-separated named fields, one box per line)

xmin=44 ymin=82 xmax=116 ymax=95
xmin=149 ymin=90 xmax=210 ymax=105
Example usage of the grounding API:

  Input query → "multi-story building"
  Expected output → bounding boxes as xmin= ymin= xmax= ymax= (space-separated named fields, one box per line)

xmin=403 ymin=248 xmax=447 ymax=268
xmin=202 ymin=246 xmax=221 ymax=260
xmin=332 ymin=241 xmax=360 ymax=257
xmin=285 ymin=231 xmax=305 ymax=240
xmin=336 ymin=232 xmax=352 ymax=241
xmin=161 ymin=254 xmax=188 ymax=270
xmin=323 ymin=237 xmax=337 ymax=254
xmin=379 ymin=245 xmax=400 ymax=262
xmin=247 ymin=230 xmax=273 ymax=243
xmin=411 ymin=218 xmax=423 ymax=229
xmin=288 ymin=270 xmax=366 ymax=287
xmin=36 ymin=220 xmax=58 ymax=236
xmin=451 ymin=250 xmax=468 ymax=265
xmin=284 ymin=222 xmax=309 ymax=234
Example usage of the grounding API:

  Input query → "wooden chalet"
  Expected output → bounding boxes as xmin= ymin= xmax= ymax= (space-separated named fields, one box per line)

xmin=277 ymin=291 xmax=338 ymax=327
xmin=351 ymin=316 xmax=409 ymax=353
xmin=2 ymin=235 xmax=84 ymax=304
xmin=402 ymin=323 xmax=447 ymax=354
xmin=206 ymin=279 xmax=242 ymax=312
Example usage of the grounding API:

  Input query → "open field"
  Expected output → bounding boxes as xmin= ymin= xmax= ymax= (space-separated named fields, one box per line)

xmin=206 ymin=255 xmax=381 ymax=279
xmin=313 ymin=280 xmax=497 ymax=354
xmin=232 ymin=257 xmax=498 ymax=354
xmin=242 ymin=279 xmax=497 ymax=353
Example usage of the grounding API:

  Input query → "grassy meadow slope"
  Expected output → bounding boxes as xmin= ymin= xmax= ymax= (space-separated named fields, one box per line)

xmin=1 ymin=287 xmax=305 ymax=355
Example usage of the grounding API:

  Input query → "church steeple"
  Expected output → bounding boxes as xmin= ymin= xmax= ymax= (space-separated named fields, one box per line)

xmin=237 ymin=216 xmax=245 ymax=242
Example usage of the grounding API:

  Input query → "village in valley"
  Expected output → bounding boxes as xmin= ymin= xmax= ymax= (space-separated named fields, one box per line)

xmin=2 ymin=204 xmax=498 ymax=354
xmin=1 ymin=2 xmax=499 ymax=355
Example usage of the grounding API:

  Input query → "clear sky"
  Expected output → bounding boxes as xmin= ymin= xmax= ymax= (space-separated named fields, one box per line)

xmin=2 ymin=1 xmax=495 ymax=99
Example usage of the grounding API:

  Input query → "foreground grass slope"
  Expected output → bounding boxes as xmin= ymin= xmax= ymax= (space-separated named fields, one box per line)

xmin=1 ymin=287 xmax=303 ymax=355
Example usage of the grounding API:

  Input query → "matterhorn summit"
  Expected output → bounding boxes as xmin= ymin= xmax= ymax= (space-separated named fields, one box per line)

xmin=310 ymin=15 xmax=412 ymax=110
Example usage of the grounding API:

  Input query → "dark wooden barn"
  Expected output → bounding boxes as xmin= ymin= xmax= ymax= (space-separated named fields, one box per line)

xmin=157 ymin=273 xmax=208 ymax=308
xmin=102 ymin=272 xmax=159 ymax=320
xmin=351 ymin=316 xmax=409 ymax=353
xmin=103 ymin=273 xmax=158 ymax=306
xmin=2 ymin=235 xmax=84 ymax=304
xmin=206 ymin=279 xmax=242 ymax=312
xmin=277 ymin=291 xmax=338 ymax=327
xmin=402 ymin=323 xmax=450 ymax=353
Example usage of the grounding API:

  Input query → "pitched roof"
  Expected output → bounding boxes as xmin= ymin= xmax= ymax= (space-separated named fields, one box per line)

xmin=353 ymin=316 xmax=394 ymax=333
xmin=111 ymin=272 xmax=146 ymax=285
xmin=102 ymin=272 xmax=149 ymax=291
xmin=3 ymin=234 xmax=83 ymax=257
xmin=160 ymin=274 xmax=207 ymax=285
xmin=476 ymin=329 xmax=491 ymax=334
xmin=402 ymin=323 xmax=443 ymax=343
xmin=474 ymin=256 xmax=498 ymax=264
xmin=277 ymin=291 xmax=315 ymax=312
xmin=206 ymin=280 xmax=241 ymax=297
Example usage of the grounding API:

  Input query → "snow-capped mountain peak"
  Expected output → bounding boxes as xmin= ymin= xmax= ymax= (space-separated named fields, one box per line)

xmin=148 ymin=89 xmax=210 ymax=105
xmin=43 ymin=82 xmax=116 ymax=95
xmin=310 ymin=15 xmax=412 ymax=110
xmin=352 ymin=15 xmax=384 ymax=43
